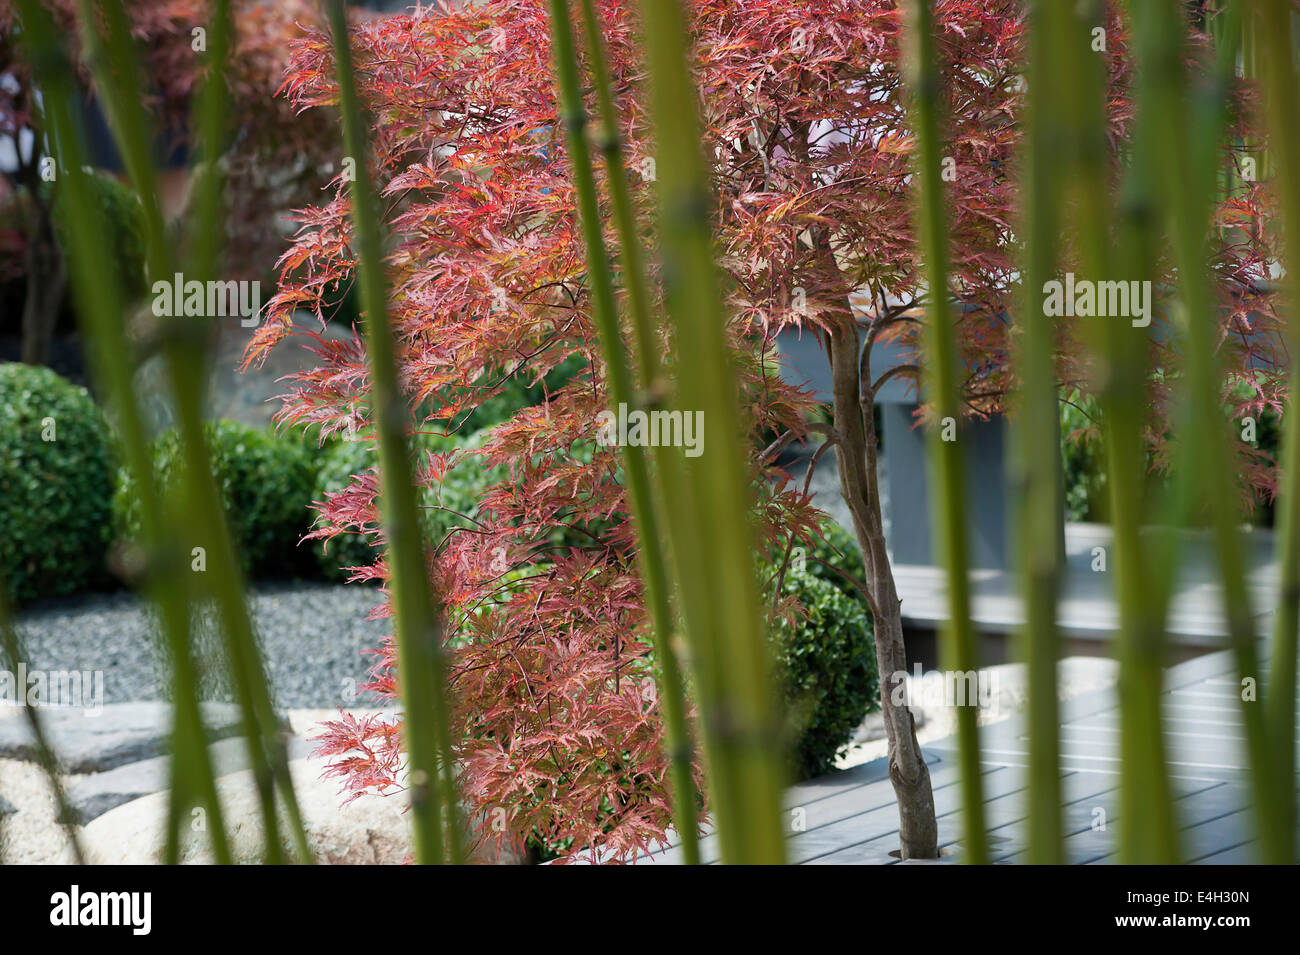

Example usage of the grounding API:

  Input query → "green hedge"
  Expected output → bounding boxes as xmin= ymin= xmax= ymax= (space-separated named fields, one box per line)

xmin=802 ymin=515 xmax=868 ymax=600
xmin=1060 ymin=390 xmax=1108 ymax=523
xmin=447 ymin=354 xmax=587 ymax=436
xmin=113 ymin=420 xmax=317 ymax=578
xmin=2 ymin=360 xmax=680 ymax=601
xmin=765 ymin=516 xmax=879 ymax=780
xmin=0 ymin=363 xmax=116 ymax=603
xmin=1060 ymin=387 xmax=1273 ymax=525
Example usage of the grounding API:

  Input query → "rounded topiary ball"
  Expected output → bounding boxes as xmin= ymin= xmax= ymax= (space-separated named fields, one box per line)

xmin=765 ymin=517 xmax=879 ymax=780
xmin=113 ymin=420 xmax=317 ymax=578
xmin=0 ymin=363 xmax=116 ymax=603
xmin=803 ymin=516 xmax=868 ymax=600
xmin=769 ymin=567 xmax=879 ymax=780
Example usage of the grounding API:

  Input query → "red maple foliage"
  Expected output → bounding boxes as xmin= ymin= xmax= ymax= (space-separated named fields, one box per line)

xmin=252 ymin=0 xmax=1282 ymax=861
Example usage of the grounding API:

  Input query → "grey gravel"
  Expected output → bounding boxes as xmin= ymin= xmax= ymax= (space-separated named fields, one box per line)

xmin=12 ymin=457 xmax=857 ymax=712
xmin=11 ymin=582 xmax=391 ymax=709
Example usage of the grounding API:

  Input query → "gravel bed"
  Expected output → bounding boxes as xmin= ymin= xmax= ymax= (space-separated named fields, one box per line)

xmin=9 ymin=455 xmax=868 ymax=712
xmin=10 ymin=581 xmax=391 ymax=709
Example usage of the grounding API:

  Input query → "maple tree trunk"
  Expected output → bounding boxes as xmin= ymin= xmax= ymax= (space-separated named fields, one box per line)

xmin=20 ymin=190 xmax=64 ymax=367
xmin=826 ymin=311 xmax=939 ymax=860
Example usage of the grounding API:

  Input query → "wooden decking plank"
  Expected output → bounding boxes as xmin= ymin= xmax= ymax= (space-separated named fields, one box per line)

xmin=636 ymin=762 xmax=970 ymax=865
xmin=799 ymin=766 xmax=1020 ymax=864
xmin=970 ymin=737 xmax=1254 ymax=782
xmin=788 ymin=771 xmax=972 ymax=864
xmin=1049 ymin=731 xmax=1251 ymax=775
xmin=959 ymin=769 xmax=1121 ymax=861
xmin=993 ymin=775 xmax=1122 ymax=863
xmin=1082 ymin=783 xmax=1251 ymax=864
xmin=784 ymin=749 xmax=946 ymax=809
xmin=783 ymin=758 xmax=952 ymax=833
xmin=1061 ymin=721 xmax=1249 ymax=742
xmin=1079 ymin=710 xmax=1300 ymax=735
xmin=1181 ymin=810 xmax=1258 ymax=862
xmin=634 ymin=649 xmax=1288 ymax=864
xmin=1194 ymin=842 xmax=1260 ymax=864
xmin=1001 ymin=779 xmax=1227 ymax=864
xmin=803 ymin=823 xmax=947 ymax=865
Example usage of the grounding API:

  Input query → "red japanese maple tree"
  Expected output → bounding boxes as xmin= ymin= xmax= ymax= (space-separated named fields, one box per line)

xmin=251 ymin=0 xmax=1281 ymax=861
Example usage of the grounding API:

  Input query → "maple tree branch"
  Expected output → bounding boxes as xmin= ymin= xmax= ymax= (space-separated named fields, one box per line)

xmin=873 ymin=363 xmax=920 ymax=396
xmin=867 ymin=309 xmax=922 ymax=345
xmin=770 ymin=437 xmax=837 ymax=611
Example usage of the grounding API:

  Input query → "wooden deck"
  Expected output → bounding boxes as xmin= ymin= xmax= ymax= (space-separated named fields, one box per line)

xmin=892 ymin=523 xmax=1279 ymax=648
xmin=634 ymin=646 xmax=1299 ymax=864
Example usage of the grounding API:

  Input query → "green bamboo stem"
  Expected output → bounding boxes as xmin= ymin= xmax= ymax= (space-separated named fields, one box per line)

xmin=1257 ymin=0 xmax=1300 ymax=863
xmin=174 ymin=0 xmax=312 ymax=865
xmin=81 ymin=0 xmax=312 ymax=865
xmin=1240 ymin=8 xmax=1267 ymax=183
xmin=1012 ymin=0 xmax=1070 ymax=865
xmin=632 ymin=0 xmax=787 ymax=864
xmin=903 ymin=0 xmax=988 ymax=864
xmin=86 ymin=0 xmax=239 ymax=867
xmin=188 ymin=0 xmax=315 ymax=865
xmin=574 ymin=0 xmax=661 ymax=392
xmin=574 ymin=0 xmax=701 ymax=862
xmin=325 ymin=0 xmax=462 ymax=866
xmin=1130 ymin=0 xmax=1281 ymax=863
xmin=548 ymin=0 xmax=700 ymax=865
xmin=13 ymin=0 xmax=233 ymax=865
xmin=1073 ymin=0 xmax=1177 ymax=864
xmin=84 ymin=0 xmax=289 ymax=864
xmin=79 ymin=1 xmax=170 ymax=280
xmin=189 ymin=0 xmax=231 ymax=285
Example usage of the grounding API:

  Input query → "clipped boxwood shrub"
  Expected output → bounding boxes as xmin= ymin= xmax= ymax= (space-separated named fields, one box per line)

xmin=769 ymin=566 xmax=879 ymax=780
xmin=765 ymin=516 xmax=879 ymax=780
xmin=113 ymin=420 xmax=316 ymax=578
xmin=1061 ymin=389 xmax=1108 ymax=523
xmin=0 ymin=363 xmax=116 ymax=603
xmin=803 ymin=515 xmax=867 ymax=600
